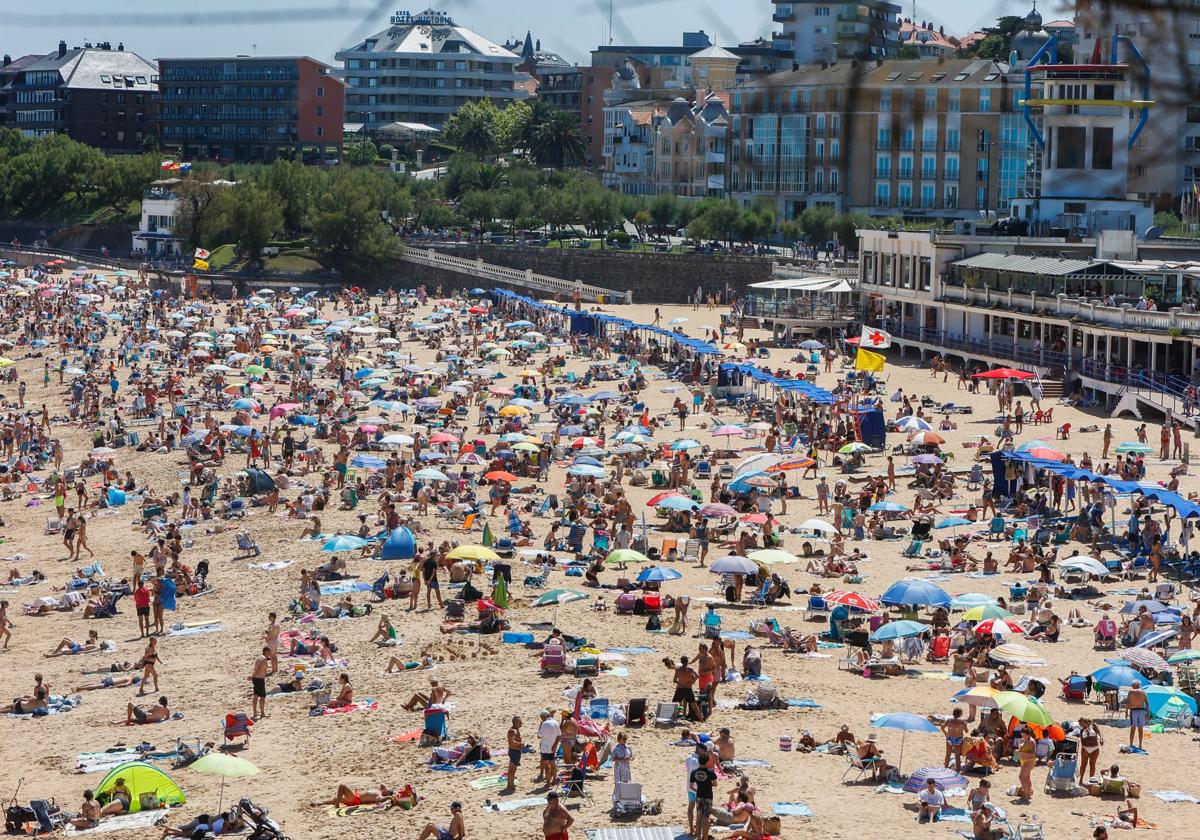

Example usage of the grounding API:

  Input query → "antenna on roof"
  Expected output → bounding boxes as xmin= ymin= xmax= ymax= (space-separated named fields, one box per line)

xmin=608 ymin=0 xmax=614 ymax=46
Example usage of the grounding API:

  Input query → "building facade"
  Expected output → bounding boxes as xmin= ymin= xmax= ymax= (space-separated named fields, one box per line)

xmin=0 ymin=54 xmax=41 ymax=127
xmin=3 ymin=41 xmax=156 ymax=152
xmin=727 ymin=58 xmax=1039 ymax=222
xmin=131 ymin=178 xmax=183 ymax=257
xmin=771 ymin=1 xmax=901 ymax=64
xmin=156 ymin=56 xmax=343 ymax=162
xmin=603 ymin=95 xmax=728 ymax=198
xmin=898 ymin=19 xmax=957 ymax=58
xmin=336 ymin=9 xmax=525 ymax=129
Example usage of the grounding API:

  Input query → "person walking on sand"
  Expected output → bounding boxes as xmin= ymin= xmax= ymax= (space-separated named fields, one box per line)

xmin=503 ymin=715 xmax=523 ymax=794
xmin=0 ymin=600 xmax=12 ymax=650
xmin=138 ymin=638 xmax=161 ymax=696
xmin=249 ymin=646 xmax=270 ymax=719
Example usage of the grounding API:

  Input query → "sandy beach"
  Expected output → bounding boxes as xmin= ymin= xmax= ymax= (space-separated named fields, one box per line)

xmin=0 ymin=278 xmax=1197 ymax=840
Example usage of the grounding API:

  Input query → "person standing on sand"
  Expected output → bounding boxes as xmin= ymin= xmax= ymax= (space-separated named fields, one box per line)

xmin=542 ymin=792 xmax=573 ymax=840
xmin=249 ymin=646 xmax=270 ymax=719
xmin=535 ymin=709 xmax=560 ymax=789
xmin=1126 ymin=679 xmax=1148 ymax=749
xmin=0 ymin=600 xmax=12 ymax=649
xmin=264 ymin=612 xmax=280 ymax=674
xmin=503 ymin=715 xmax=523 ymax=794
xmin=1102 ymin=424 xmax=1113 ymax=460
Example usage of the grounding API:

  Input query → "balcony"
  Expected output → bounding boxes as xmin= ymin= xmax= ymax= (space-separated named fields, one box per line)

xmin=875 ymin=140 xmax=892 ymax=151
xmin=772 ymin=9 xmax=796 ymax=23
xmin=944 ymin=169 xmax=960 ymax=180
xmin=705 ymin=150 xmax=725 ymax=164
xmin=897 ymin=170 xmax=914 ymax=180
xmin=920 ymin=197 xmax=937 ymax=209
xmin=898 ymin=140 xmax=915 ymax=151
xmin=943 ymin=198 xmax=959 ymax=209
xmin=157 ymin=93 xmax=295 ymax=102
xmin=921 ymin=141 xmax=939 ymax=151
xmin=161 ymin=71 xmax=298 ymax=82
xmin=944 ymin=141 xmax=960 ymax=152
xmin=920 ymin=169 xmax=937 ymax=180
xmin=875 ymin=168 xmax=892 ymax=178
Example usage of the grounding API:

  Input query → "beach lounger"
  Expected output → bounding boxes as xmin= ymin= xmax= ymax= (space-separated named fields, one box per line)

xmin=803 ymin=595 xmax=830 ymax=621
xmin=540 ymin=645 xmax=566 ymax=675
xmin=624 ymin=698 xmax=647 ymax=726
xmin=653 ymin=701 xmax=679 ymax=726
xmin=682 ymin=539 xmax=701 ymax=564
xmin=222 ymin=712 xmax=253 ymax=749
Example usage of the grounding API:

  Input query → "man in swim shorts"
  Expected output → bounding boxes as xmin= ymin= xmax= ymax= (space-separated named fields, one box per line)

xmin=417 ymin=801 xmax=465 ymax=840
xmin=1126 ymin=679 xmax=1148 ymax=749
xmin=542 ymin=791 xmax=573 ymax=840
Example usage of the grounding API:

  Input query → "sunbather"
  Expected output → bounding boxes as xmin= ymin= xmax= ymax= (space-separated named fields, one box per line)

xmin=386 ymin=655 xmax=434 ymax=674
xmin=326 ymin=673 xmax=354 ymax=708
xmin=116 ymin=696 xmax=170 ymax=725
xmin=46 ymin=629 xmax=100 ymax=656
xmin=308 ymin=783 xmax=402 ymax=808
xmin=402 ymin=678 xmax=451 ymax=710
xmin=160 ymin=811 xmax=246 ymax=837
xmin=1 ymin=673 xmax=49 ymax=714
xmin=72 ymin=674 xmax=141 ymax=692
xmin=68 ymin=790 xmax=102 ymax=830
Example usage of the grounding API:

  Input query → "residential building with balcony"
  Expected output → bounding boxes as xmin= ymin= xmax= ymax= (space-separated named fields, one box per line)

xmin=603 ymin=94 xmax=729 ymax=198
xmin=727 ymin=57 xmax=1039 ymax=222
xmin=131 ymin=179 xmax=183 ymax=257
xmin=2 ymin=40 xmax=156 ymax=152
xmin=898 ymin=19 xmax=957 ymax=58
xmin=156 ymin=56 xmax=343 ymax=162
xmin=770 ymin=1 xmax=901 ymax=64
xmin=0 ymin=54 xmax=42 ymax=127
xmin=506 ymin=32 xmax=581 ymax=115
xmin=336 ymin=9 xmax=525 ymax=130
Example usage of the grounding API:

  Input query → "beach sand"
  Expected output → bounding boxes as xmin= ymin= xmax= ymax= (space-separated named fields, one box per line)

xmin=0 ymin=293 xmax=1194 ymax=840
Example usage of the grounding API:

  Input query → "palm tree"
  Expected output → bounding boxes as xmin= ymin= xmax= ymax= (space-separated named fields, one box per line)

xmin=531 ymin=109 xmax=586 ymax=169
xmin=443 ymin=101 xmax=498 ymax=158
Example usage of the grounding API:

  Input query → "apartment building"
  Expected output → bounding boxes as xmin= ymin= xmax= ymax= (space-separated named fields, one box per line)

xmin=336 ymin=9 xmax=525 ymax=130
xmin=2 ymin=40 xmax=156 ymax=152
xmin=727 ymin=58 xmax=1040 ymax=222
xmin=770 ymin=1 xmax=901 ymax=64
xmin=898 ymin=19 xmax=957 ymax=58
xmin=157 ymin=56 xmax=343 ymax=162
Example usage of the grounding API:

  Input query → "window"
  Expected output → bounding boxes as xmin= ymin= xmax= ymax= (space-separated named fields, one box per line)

xmin=830 ymin=169 xmax=838 ymax=191
xmin=1056 ymin=126 xmax=1086 ymax=169
xmin=979 ymin=88 xmax=991 ymax=112
xmin=1095 ymin=84 xmax=1114 ymax=100
xmin=1092 ymin=126 xmax=1113 ymax=169
xmin=876 ymin=153 xmax=891 ymax=176
xmin=924 ymin=87 xmax=937 ymax=112
xmin=898 ymin=183 xmax=912 ymax=207
xmin=116 ymin=130 xmax=125 ymax=142
xmin=316 ymin=125 xmax=323 ymax=137
xmin=316 ymin=105 xmax=324 ymax=116
xmin=948 ymin=88 xmax=960 ymax=113
xmin=876 ymin=182 xmax=890 ymax=206
xmin=879 ymin=89 xmax=891 ymax=112
xmin=945 ymin=156 xmax=959 ymax=179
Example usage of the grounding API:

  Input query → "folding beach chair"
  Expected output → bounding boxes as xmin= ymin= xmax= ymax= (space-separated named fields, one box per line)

xmin=841 ymin=753 xmax=881 ymax=784
xmin=653 ymin=701 xmax=679 ymax=726
xmin=44 ymin=517 xmax=62 ymax=535
xmin=222 ymin=712 xmax=253 ymax=749
xmin=588 ymin=698 xmax=610 ymax=720
xmin=625 ymin=698 xmax=647 ymax=726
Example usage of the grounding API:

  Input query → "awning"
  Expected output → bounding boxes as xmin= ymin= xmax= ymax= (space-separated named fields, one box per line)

xmin=133 ymin=231 xmax=179 ymax=240
xmin=749 ymin=276 xmax=853 ymax=293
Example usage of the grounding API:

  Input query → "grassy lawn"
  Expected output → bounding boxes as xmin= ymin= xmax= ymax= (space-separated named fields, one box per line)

xmin=263 ymin=250 xmax=325 ymax=274
xmin=207 ymin=244 xmax=237 ymax=270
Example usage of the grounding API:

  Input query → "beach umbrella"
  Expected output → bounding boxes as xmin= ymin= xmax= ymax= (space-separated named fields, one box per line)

xmin=322 ymin=535 xmax=368 ymax=552
xmin=935 ymin=516 xmax=973 ymax=529
xmin=604 ymin=547 xmax=652 ymax=568
xmin=952 ymin=686 xmax=1002 ymax=708
xmin=572 ymin=456 xmax=603 ymax=467
xmin=974 ymin=618 xmax=1025 ymax=636
xmin=868 ymin=501 xmax=909 ymax=513
xmin=950 ymin=593 xmax=997 ymax=609
xmin=990 ymin=643 xmax=1045 ymax=666
xmin=700 ymin=503 xmax=738 ymax=518
xmin=447 ymin=545 xmax=500 ymax=562
xmin=870 ymin=620 xmax=928 ymax=641
xmin=880 ymin=579 xmax=950 ymax=608
xmin=1110 ymin=648 xmax=1170 ymax=672
xmin=484 ymin=471 xmax=518 ymax=482
xmin=902 ymin=766 xmax=968 ymax=794
xmin=764 ymin=456 xmax=817 ymax=473
xmin=381 ymin=527 xmax=416 ymax=560
xmin=870 ymin=712 xmax=939 ymax=774
xmin=669 ymin=317 xmax=689 ymax=325
xmin=708 ymin=555 xmax=758 ymax=575
xmin=910 ymin=453 xmax=944 ymax=465
xmin=1167 ymin=649 xmax=1200 ymax=665
xmin=533 ymin=589 xmax=586 ymax=607
xmin=1058 ymin=557 xmax=1110 ymax=578
xmin=711 ymin=425 xmax=746 ymax=438
xmin=671 ymin=439 xmax=702 ymax=452
xmin=567 ymin=464 xmax=607 ymax=478
xmin=1119 ymin=600 xmax=1169 ymax=615
xmin=189 ymin=752 xmax=259 ymax=811
xmin=1144 ymin=686 xmax=1199 ymax=717
xmin=907 ymin=431 xmax=945 ymax=446
xmin=734 ymin=453 xmax=782 ymax=476
xmin=1114 ymin=442 xmax=1153 ymax=454
xmin=380 ymin=434 xmax=415 ymax=446
xmin=994 ymin=691 xmax=1054 ymax=728
xmin=413 ymin=468 xmax=450 ymax=482
xmin=896 ymin=416 xmax=932 ymax=432
xmin=823 ymin=591 xmax=881 ymax=612
xmin=961 ymin=604 xmax=1013 ymax=621
xmin=799 ymin=339 xmax=825 ymax=350
xmin=90 ymin=446 xmax=117 ymax=457
xmin=747 ymin=549 xmax=799 ymax=565
xmin=972 ymin=368 xmax=1035 ymax=380
xmin=636 ymin=566 xmax=682 ymax=583
xmin=838 ymin=442 xmax=872 ymax=454
xmin=1021 ymin=447 xmax=1067 ymax=462
xmin=1091 ymin=664 xmax=1143 ymax=690
xmin=797 ymin=518 xmax=838 ymax=534
xmin=243 ymin=364 xmax=266 ymax=376
xmin=351 ymin=454 xmax=387 ymax=470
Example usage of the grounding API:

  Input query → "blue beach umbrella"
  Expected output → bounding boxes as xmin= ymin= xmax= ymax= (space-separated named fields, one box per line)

xmin=1090 ymin=664 xmax=1143 ymax=690
xmin=351 ymin=454 xmax=386 ymax=470
xmin=870 ymin=712 xmax=940 ymax=774
xmin=636 ymin=566 xmax=683 ymax=583
xmin=322 ymin=535 xmax=368 ymax=552
xmin=870 ymin=620 xmax=929 ymax=642
xmin=880 ymin=579 xmax=951 ymax=608
xmin=868 ymin=501 xmax=909 ymax=513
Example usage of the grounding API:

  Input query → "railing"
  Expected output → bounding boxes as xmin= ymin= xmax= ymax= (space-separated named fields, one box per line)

xmin=400 ymin=248 xmax=632 ymax=304
xmin=744 ymin=296 xmax=859 ymax=321
xmin=878 ymin=319 xmax=1069 ymax=370
xmin=939 ymin=285 xmax=1200 ymax=335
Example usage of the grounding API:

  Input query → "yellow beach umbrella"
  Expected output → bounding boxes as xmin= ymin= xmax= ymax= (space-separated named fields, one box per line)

xmin=447 ymin=545 xmax=500 ymax=562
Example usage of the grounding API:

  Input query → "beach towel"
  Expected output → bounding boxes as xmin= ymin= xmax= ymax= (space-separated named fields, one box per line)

xmin=874 ymin=782 xmax=907 ymax=794
xmin=605 ymin=666 xmax=630 ymax=677
xmin=318 ymin=580 xmax=371 ymax=595
xmin=924 ymin=808 xmax=973 ymax=823
xmin=1120 ymin=744 xmax=1150 ymax=755
xmin=248 ymin=560 xmax=293 ymax=571
xmin=1152 ymin=791 xmax=1200 ymax=804
xmin=786 ymin=698 xmax=822 ymax=709
xmin=326 ymin=801 xmax=392 ymax=817
xmin=75 ymin=748 xmax=177 ymax=774
xmin=168 ymin=622 xmax=223 ymax=637
xmin=609 ymin=646 xmax=656 ymax=654
xmin=470 ymin=774 xmax=510 ymax=790
xmin=430 ymin=759 xmax=495 ymax=773
xmin=387 ymin=729 xmax=422 ymax=744
xmin=64 ymin=811 xmax=167 ymax=835
xmin=730 ymin=758 xmax=772 ymax=769
xmin=771 ymin=802 xmax=813 ymax=817
xmin=483 ymin=796 xmax=547 ymax=812
xmin=7 ymin=694 xmax=79 ymax=719
xmin=321 ymin=699 xmax=378 ymax=716
xmin=720 ymin=631 xmax=754 ymax=640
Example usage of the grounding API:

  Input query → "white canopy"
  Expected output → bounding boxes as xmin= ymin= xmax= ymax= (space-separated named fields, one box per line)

xmin=748 ymin=276 xmax=853 ymax=293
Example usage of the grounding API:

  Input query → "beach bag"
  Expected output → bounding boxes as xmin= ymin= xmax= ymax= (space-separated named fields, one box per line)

xmin=762 ymin=817 xmax=782 ymax=835
xmin=6 ymin=804 xmax=35 ymax=833
xmin=1127 ymin=782 xmax=1141 ymax=799
xmin=139 ymin=792 xmax=160 ymax=811
xmin=645 ymin=613 xmax=661 ymax=631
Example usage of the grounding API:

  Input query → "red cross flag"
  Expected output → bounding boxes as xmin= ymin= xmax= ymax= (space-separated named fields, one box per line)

xmin=859 ymin=326 xmax=892 ymax=349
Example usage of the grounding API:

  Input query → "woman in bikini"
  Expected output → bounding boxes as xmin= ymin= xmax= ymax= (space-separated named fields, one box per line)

xmin=69 ymin=790 xmax=102 ymax=830
xmin=138 ymin=638 xmax=161 ymax=696
xmin=1016 ymin=728 xmax=1038 ymax=800
xmin=2 ymin=673 xmax=49 ymax=714
xmin=1078 ymin=717 xmax=1103 ymax=782
xmin=326 ymin=674 xmax=354 ymax=708
xmin=308 ymin=783 xmax=398 ymax=808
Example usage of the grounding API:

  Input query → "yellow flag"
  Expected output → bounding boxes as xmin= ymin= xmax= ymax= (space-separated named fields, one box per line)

xmin=193 ymin=258 xmax=210 ymax=271
xmin=856 ymin=348 xmax=885 ymax=372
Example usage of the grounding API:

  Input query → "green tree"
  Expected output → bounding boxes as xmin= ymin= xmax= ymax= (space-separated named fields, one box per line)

xmin=442 ymin=100 xmax=500 ymax=158
xmin=345 ymin=139 xmax=378 ymax=166
xmin=831 ymin=212 xmax=872 ymax=254
xmin=2 ymin=134 xmax=103 ymax=216
xmin=259 ymin=159 xmax=316 ymax=235
xmin=173 ymin=176 xmax=230 ymax=252
xmin=649 ymin=193 xmax=678 ymax=235
xmin=495 ymin=100 xmax=533 ymax=153
xmin=779 ymin=220 xmax=802 ymax=244
xmin=497 ymin=189 xmax=531 ymax=236
xmin=540 ymin=186 xmax=580 ymax=238
xmin=632 ymin=209 xmax=652 ymax=241
xmin=798 ymin=205 xmax=836 ymax=246
xmin=974 ymin=34 xmax=1010 ymax=61
xmin=898 ymin=44 xmax=920 ymax=60
xmin=94 ymin=154 xmax=158 ymax=214
xmin=458 ymin=189 xmax=497 ymax=232
xmin=226 ymin=183 xmax=283 ymax=264
xmin=579 ymin=188 xmax=620 ymax=245
xmin=308 ymin=175 xmax=397 ymax=274
xmin=530 ymin=108 xmax=586 ymax=169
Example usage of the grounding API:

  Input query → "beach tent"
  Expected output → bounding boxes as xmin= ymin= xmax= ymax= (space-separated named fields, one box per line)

xmin=96 ymin=761 xmax=185 ymax=812
xmin=242 ymin=468 xmax=275 ymax=494
xmin=381 ymin=527 xmax=416 ymax=560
